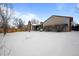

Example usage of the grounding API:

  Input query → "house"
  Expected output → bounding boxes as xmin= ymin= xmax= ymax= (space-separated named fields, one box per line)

xmin=32 ymin=24 xmax=41 ymax=31
xmin=27 ymin=21 xmax=43 ymax=31
xmin=72 ymin=24 xmax=79 ymax=31
xmin=43 ymin=15 xmax=73 ymax=32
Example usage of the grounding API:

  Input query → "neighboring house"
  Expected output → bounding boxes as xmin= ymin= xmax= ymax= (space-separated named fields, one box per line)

xmin=32 ymin=24 xmax=41 ymax=31
xmin=43 ymin=15 xmax=73 ymax=32
xmin=72 ymin=24 xmax=79 ymax=31
xmin=27 ymin=21 xmax=43 ymax=31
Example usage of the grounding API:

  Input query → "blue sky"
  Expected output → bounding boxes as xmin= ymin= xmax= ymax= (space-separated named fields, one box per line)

xmin=12 ymin=3 xmax=79 ymax=24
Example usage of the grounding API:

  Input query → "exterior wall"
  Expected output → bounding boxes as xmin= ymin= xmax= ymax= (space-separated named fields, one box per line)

xmin=43 ymin=16 xmax=73 ymax=32
xmin=32 ymin=25 xmax=41 ymax=31
xmin=43 ymin=16 xmax=69 ymax=27
xmin=68 ymin=17 xmax=73 ymax=32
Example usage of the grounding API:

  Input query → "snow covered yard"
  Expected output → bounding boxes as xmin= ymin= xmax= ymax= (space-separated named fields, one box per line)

xmin=0 ymin=31 xmax=79 ymax=56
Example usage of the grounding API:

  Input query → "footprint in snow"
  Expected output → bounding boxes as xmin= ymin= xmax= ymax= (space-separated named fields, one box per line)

xmin=25 ymin=36 xmax=31 ymax=40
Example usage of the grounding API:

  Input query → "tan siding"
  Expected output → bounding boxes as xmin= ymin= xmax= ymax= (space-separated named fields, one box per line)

xmin=43 ymin=16 xmax=70 ymax=27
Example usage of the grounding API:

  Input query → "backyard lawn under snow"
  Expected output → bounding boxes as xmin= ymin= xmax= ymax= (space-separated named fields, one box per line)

xmin=0 ymin=31 xmax=79 ymax=56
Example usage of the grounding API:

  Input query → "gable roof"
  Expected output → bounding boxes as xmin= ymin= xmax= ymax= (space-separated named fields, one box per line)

xmin=43 ymin=15 xmax=73 ymax=23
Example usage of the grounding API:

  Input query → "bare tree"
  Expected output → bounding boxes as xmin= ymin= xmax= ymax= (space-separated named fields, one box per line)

xmin=13 ymin=18 xmax=25 ymax=29
xmin=31 ymin=19 xmax=40 ymax=24
xmin=0 ymin=3 xmax=13 ymax=56
xmin=0 ymin=3 xmax=13 ymax=35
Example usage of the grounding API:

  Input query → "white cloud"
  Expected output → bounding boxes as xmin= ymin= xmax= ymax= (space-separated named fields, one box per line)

xmin=76 ymin=4 xmax=79 ymax=8
xmin=56 ymin=3 xmax=65 ymax=11
xmin=0 ymin=8 xmax=43 ymax=26
xmin=13 ymin=11 xmax=42 ymax=25
xmin=0 ymin=4 xmax=44 ymax=26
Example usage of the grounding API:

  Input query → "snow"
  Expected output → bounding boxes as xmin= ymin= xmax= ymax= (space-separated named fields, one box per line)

xmin=0 ymin=31 xmax=79 ymax=56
